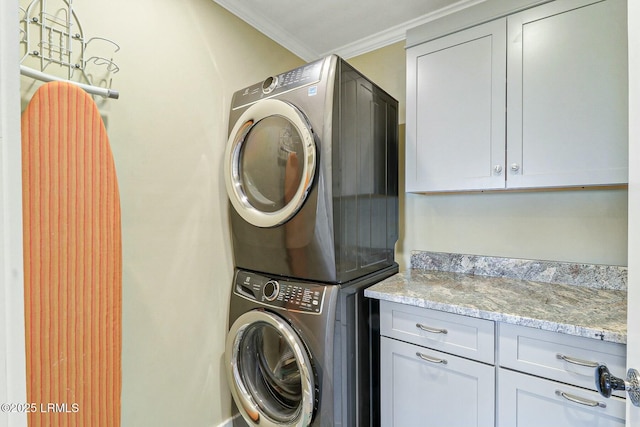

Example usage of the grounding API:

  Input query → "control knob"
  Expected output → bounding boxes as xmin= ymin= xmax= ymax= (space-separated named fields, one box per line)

xmin=262 ymin=76 xmax=278 ymax=94
xmin=263 ymin=280 xmax=280 ymax=302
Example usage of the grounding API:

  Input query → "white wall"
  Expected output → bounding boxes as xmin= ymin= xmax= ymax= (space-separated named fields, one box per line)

xmin=626 ymin=2 xmax=639 ymax=424
xmin=18 ymin=0 xmax=302 ymax=425
xmin=1 ymin=0 xmax=27 ymax=425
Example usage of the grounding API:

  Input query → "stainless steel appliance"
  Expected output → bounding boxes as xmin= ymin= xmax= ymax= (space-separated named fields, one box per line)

xmin=224 ymin=56 xmax=399 ymax=427
xmin=224 ymin=55 xmax=398 ymax=283
xmin=225 ymin=266 xmax=397 ymax=427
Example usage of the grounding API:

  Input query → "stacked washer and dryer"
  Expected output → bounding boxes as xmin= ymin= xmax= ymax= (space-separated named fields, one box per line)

xmin=223 ymin=55 xmax=399 ymax=427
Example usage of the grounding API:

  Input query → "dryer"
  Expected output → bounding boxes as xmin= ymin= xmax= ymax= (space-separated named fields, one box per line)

xmin=225 ymin=265 xmax=397 ymax=427
xmin=224 ymin=55 xmax=398 ymax=283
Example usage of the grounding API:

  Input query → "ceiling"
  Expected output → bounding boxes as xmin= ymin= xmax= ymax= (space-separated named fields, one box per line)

xmin=214 ymin=0 xmax=485 ymax=61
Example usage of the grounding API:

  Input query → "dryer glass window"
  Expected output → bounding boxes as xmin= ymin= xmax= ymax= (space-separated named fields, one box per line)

xmin=238 ymin=321 xmax=304 ymax=423
xmin=239 ymin=116 xmax=305 ymax=213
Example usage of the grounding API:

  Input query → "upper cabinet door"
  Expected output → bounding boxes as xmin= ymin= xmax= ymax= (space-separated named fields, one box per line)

xmin=406 ymin=18 xmax=507 ymax=192
xmin=506 ymin=0 xmax=628 ymax=188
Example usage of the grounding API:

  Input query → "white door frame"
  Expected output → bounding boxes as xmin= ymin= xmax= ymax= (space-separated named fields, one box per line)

xmin=0 ymin=0 xmax=27 ymax=426
xmin=626 ymin=2 xmax=640 ymax=425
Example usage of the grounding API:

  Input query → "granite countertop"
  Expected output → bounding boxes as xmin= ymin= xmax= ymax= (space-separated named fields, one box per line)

xmin=365 ymin=252 xmax=628 ymax=344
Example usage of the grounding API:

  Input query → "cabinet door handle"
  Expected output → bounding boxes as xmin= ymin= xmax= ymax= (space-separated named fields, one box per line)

xmin=416 ymin=323 xmax=448 ymax=334
xmin=416 ymin=352 xmax=448 ymax=365
xmin=555 ymin=390 xmax=606 ymax=408
xmin=556 ymin=353 xmax=599 ymax=368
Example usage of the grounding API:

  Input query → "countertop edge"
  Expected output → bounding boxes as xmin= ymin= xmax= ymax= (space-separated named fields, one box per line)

xmin=365 ymin=276 xmax=627 ymax=345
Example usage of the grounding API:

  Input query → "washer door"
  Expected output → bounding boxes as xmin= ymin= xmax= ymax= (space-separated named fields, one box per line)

xmin=225 ymin=310 xmax=316 ymax=427
xmin=224 ymin=99 xmax=317 ymax=228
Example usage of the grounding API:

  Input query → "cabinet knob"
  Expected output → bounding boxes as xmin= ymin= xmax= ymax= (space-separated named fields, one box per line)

xmin=595 ymin=364 xmax=640 ymax=406
xmin=493 ymin=165 xmax=503 ymax=175
xmin=510 ymin=163 xmax=520 ymax=172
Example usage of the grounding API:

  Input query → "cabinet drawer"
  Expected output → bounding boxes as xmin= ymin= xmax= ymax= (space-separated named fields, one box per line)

xmin=499 ymin=323 xmax=626 ymax=397
xmin=498 ymin=368 xmax=625 ymax=427
xmin=381 ymin=336 xmax=495 ymax=427
xmin=380 ymin=301 xmax=495 ymax=364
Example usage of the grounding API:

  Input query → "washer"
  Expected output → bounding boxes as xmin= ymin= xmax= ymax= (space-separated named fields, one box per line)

xmin=225 ymin=265 xmax=397 ymax=427
xmin=224 ymin=55 xmax=398 ymax=283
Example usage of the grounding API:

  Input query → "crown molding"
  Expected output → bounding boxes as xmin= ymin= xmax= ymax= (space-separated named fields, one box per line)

xmin=215 ymin=0 xmax=486 ymax=61
xmin=331 ymin=0 xmax=486 ymax=59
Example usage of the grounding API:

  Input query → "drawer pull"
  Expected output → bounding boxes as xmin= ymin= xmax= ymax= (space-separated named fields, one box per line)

xmin=416 ymin=352 xmax=448 ymax=365
xmin=555 ymin=390 xmax=606 ymax=408
xmin=556 ymin=353 xmax=599 ymax=368
xmin=416 ymin=323 xmax=448 ymax=334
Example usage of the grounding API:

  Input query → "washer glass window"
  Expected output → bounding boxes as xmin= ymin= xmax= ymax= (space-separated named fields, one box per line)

xmin=239 ymin=321 xmax=304 ymax=422
xmin=226 ymin=310 xmax=315 ymax=427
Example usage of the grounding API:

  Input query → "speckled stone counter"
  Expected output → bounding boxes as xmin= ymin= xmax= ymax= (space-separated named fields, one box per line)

xmin=365 ymin=252 xmax=628 ymax=344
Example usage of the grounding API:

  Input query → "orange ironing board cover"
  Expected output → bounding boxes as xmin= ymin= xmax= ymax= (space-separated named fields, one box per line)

xmin=22 ymin=81 xmax=122 ymax=426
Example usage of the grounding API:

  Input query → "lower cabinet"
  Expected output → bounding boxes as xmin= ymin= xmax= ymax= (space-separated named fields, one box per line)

xmin=497 ymin=322 xmax=627 ymax=426
xmin=380 ymin=337 xmax=495 ymax=427
xmin=498 ymin=368 xmax=626 ymax=427
xmin=379 ymin=301 xmax=496 ymax=426
xmin=378 ymin=301 xmax=627 ymax=426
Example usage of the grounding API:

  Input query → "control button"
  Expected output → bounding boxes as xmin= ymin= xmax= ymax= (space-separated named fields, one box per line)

xmin=263 ymin=280 xmax=280 ymax=301
xmin=262 ymin=76 xmax=278 ymax=94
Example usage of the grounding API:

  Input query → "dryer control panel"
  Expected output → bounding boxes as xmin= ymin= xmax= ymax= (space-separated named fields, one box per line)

xmin=234 ymin=270 xmax=325 ymax=314
xmin=231 ymin=57 xmax=325 ymax=109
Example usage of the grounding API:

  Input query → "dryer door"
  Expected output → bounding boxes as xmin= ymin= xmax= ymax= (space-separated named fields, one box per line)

xmin=225 ymin=310 xmax=316 ymax=427
xmin=224 ymin=99 xmax=317 ymax=228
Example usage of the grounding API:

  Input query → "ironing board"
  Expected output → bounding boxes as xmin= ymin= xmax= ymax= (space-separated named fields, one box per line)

xmin=21 ymin=81 xmax=122 ymax=426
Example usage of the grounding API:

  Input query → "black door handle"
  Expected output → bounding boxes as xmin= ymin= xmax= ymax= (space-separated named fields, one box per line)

xmin=595 ymin=364 xmax=640 ymax=407
xmin=596 ymin=365 xmax=626 ymax=398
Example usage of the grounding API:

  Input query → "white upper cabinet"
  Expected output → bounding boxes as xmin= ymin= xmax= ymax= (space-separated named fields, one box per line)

xmin=507 ymin=0 xmax=628 ymax=188
xmin=406 ymin=0 xmax=628 ymax=192
xmin=406 ymin=19 xmax=507 ymax=192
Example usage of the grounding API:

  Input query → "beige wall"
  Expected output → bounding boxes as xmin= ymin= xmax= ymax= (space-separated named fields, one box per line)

xmin=348 ymin=41 xmax=407 ymax=124
xmin=349 ymin=43 xmax=628 ymax=270
xmin=19 ymin=0 xmax=302 ymax=425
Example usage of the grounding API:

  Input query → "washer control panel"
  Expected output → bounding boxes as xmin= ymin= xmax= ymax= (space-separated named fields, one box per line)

xmin=234 ymin=270 xmax=325 ymax=314
xmin=232 ymin=57 xmax=325 ymax=109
